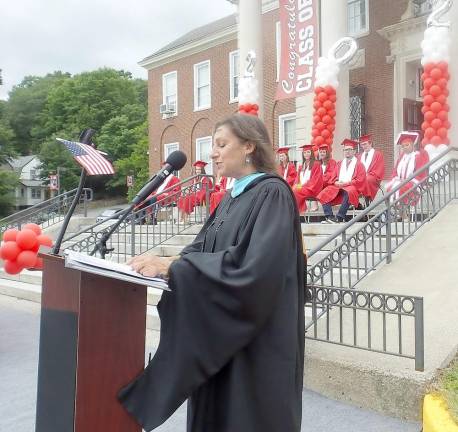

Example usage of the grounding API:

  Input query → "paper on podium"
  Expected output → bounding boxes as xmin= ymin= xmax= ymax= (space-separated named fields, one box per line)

xmin=63 ymin=250 xmax=170 ymax=290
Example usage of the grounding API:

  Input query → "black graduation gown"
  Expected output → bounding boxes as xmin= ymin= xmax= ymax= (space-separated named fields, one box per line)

xmin=118 ymin=175 xmax=305 ymax=432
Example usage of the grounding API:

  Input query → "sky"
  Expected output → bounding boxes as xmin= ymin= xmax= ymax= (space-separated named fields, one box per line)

xmin=0 ymin=0 xmax=236 ymax=100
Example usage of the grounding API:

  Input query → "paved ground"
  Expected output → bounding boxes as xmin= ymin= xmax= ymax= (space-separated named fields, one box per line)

xmin=0 ymin=294 xmax=421 ymax=432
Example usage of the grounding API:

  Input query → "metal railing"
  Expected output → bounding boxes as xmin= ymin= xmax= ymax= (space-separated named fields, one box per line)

xmin=0 ymin=188 xmax=93 ymax=236
xmin=61 ymin=175 xmax=214 ymax=262
xmin=307 ymin=147 xmax=458 ymax=289
xmin=305 ymin=285 xmax=424 ymax=371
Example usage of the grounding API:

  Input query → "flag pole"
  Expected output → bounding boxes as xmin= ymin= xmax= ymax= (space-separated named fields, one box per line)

xmin=52 ymin=128 xmax=95 ymax=255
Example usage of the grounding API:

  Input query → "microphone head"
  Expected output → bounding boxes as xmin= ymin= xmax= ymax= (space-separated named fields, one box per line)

xmin=166 ymin=150 xmax=187 ymax=171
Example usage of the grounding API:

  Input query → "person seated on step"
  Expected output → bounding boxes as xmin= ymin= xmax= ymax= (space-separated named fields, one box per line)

xmin=317 ymin=139 xmax=366 ymax=223
xmin=385 ymin=131 xmax=429 ymax=210
xmin=209 ymin=169 xmax=234 ymax=214
xmin=293 ymin=143 xmax=323 ymax=214
xmin=276 ymin=147 xmax=297 ymax=187
xmin=357 ymin=134 xmax=385 ymax=208
xmin=178 ymin=161 xmax=212 ymax=223
xmin=137 ymin=162 xmax=181 ymax=225
xmin=317 ymin=143 xmax=337 ymax=189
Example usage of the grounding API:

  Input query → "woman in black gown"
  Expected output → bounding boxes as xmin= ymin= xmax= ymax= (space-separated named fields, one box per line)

xmin=120 ymin=114 xmax=305 ymax=432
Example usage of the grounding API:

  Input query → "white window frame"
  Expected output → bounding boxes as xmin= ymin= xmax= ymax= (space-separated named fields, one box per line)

xmin=279 ymin=113 xmax=298 ymax=162
xmin=193 ymin=60 xmax=211 ymax=111
xmin=164 ymin=142 xmax=180 ymax=176
xmin=31 ymin=188 xmax=42 ymax=199
xmin=276 ymin=21 xmax=281 ymax=82
xmin=347 ymin=0 xmax=370 ymax=38
xmin=196 ymin=136 xmax=213 ymax=175
xmin=229 ymin=50 xmax=239 ymax=103
xmin=162 ymin=71 xmax=178 ymax=115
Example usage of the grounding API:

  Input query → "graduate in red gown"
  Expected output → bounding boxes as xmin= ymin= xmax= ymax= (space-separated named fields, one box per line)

xmin=277 ymin=147 xmax=297 ymax=187
xmin=317 ymin=143 xmax=337 ymax=188
xmin=357 ymin=134 xmax=385 ymax=205
xmin=317 ymin=139 xmax=366 ymax=223
xmin=178 ymin=161 xmax=213 ymax=222
xmin=292 ymin=144 xmax=323 ymax=213
xmin=209 ymin=173 xmax=234 ymax=214
xmin=386 ymin=132 xmax=429 ymax=205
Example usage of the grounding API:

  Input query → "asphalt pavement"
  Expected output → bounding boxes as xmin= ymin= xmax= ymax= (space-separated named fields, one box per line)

xmin=0 ymin=294 xmax=421 ymax=432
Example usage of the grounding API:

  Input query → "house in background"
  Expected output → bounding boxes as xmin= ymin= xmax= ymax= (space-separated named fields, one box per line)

xmin=5 ymin=156 xmax=47 ymax=209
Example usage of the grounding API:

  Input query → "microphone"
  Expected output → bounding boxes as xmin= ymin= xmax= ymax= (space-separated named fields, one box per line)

xmin=131 ymin=150 xmax=187 ymax=206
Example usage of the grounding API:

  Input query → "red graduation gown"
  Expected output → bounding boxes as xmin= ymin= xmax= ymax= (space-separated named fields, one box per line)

xmin=293 ymin=161 xmax=323 ymax=212
xmin=155 ymin=175 xmax=181 ymax=205
xmin=209 ymin=177 xmax=232 ymax=214
xmin=321 ymin=159 xmax=337 ymax=188
xmin=278 ymin=162 xmax=297 ymax=187
xmin=358 ymin=150 xmax=385 ymax=200
xmin=317 ymin=159 xmax=366 ymax=207
xmin=178 ymin=176 xmax=213 ymax=215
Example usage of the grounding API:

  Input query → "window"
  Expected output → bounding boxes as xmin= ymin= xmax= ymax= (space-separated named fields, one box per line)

xmin=196 ymin=136 xmax=213 ymax=175
xmin=194 ymin=61 xmax=211 ymax=110
xmin=279 ymin=113 xmax=297 ymax=162
xmin=21 ymin=188 xmax=25 ymax=197
xmin=164 ymin=142 xmax=180 ymax=176
xmin=348 ymin=0 xmax=369 ymax=37
xmin=162 ymin=71 xmax=177 ymax=114
xmin=30 ymin=169 xmax=37 ymax=180
xmin=31 ymin=188 xmax=42 ymax=199
xmin=276 ymin=21 xmax=281 ymax=82
xmin=229 ymin=51 xmax=239 ymax=102
xmin=350 ymin=85 xmax=366 ymax=140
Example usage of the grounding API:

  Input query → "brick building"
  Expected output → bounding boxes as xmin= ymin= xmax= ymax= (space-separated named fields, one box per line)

xmin=140 ymin=0 xmax=433 ymax=177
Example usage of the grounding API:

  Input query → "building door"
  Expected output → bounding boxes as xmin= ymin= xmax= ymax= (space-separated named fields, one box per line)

xmin=403 ymin=98 xmax=423 ymax=136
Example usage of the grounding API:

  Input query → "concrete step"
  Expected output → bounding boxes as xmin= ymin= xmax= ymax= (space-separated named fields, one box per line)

xmin=0 ymin=278 xmax=42 ymax=303
xmin=109 ymin=233 xmax=196 ymax=246
xmin=0 ymin=268 xmax=42 ymax=285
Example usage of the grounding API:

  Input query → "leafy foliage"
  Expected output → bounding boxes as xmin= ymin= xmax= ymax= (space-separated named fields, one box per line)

xmin=0 ymin=170 xmax=19 ymax=218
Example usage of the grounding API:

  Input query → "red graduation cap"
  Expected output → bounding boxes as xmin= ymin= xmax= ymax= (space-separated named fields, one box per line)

xmin=318 ymin=143 xmax=330 ymax=150
xmin=396 ymin=131 xmax=419 ymax=145
xmin=359 ymin=134 xmax=372 ymax=144
xmin=341 ymin=138 xmax=358 ymax=149
xmin=193 ymin=160 xmax=208 ymax=168
xmin=276 ymin=147 xmax=290 ymax=155
xmin=299 ymin=144 xmax=314 ymax=150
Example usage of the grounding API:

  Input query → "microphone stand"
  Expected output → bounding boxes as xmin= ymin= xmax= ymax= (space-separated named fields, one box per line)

xmin=52 ymin=128 xmax=95 ymax=255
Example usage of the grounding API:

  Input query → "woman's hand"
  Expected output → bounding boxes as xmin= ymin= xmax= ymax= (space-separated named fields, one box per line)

xmin=127 ymin=255 xmax=176 ymax=278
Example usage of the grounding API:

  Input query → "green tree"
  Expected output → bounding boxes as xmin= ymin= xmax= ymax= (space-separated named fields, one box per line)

xmin=0 ymin=170 xmax=19 ymax=218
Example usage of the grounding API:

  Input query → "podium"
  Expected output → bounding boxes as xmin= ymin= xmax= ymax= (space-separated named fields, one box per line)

xmin=35 ymin=252 xmax=147 ymax=432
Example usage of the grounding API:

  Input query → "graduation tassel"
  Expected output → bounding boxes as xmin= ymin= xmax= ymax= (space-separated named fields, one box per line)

xmin=148 ymin=352 xmax=152 ymax=364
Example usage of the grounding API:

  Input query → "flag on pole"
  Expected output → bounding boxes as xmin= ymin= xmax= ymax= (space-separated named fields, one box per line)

xmin=56 ymin=138 xmax=115 ymax=176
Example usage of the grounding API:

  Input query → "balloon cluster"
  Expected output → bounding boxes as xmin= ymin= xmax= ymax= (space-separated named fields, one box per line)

xmin=0 ymin=224 xmax=53 ymax=274
xmin=421 ymin=26 xmax=451 ymax=66
xmin=420 ymin=61 xmax=451 ymax=147
xmin=314 ymin=57 xmax=340 ymax=89
xmin=238 ymin=103 xmax=259 ymax=116
xmin=311 ymin=85 xmax=337 ymax=148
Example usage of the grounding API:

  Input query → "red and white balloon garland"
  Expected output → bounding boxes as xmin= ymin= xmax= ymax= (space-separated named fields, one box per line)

xmin=238 ymin=50 xmax=260 ymax=117
xmin=310 ymin=38 xmax=358 ymax=151
xmin=420 ymin=0 xmax=452 ymax=160
xmin=0 ymin=224 xmax=53 ymax=274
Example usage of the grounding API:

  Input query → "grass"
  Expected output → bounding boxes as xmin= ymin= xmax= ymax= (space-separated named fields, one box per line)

xmin=438 ymin=357 xmax=458 ymax=423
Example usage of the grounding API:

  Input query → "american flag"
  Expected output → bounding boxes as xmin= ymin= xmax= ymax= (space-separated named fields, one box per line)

xmin=57 ymin=138 xmax=115 ymax=176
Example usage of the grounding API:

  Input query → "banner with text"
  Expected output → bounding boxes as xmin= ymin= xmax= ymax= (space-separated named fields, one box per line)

xmin=276 ymin=0 xmax=319 ymax=100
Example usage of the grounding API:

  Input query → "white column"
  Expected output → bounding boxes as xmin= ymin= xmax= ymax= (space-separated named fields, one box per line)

xmin=448 ymin=3 xmax=458 ymax=148
xmin=320 ymin=0 xmax=350 ymax=160
xmin=238 ymin=0 xmax=264 ymax=118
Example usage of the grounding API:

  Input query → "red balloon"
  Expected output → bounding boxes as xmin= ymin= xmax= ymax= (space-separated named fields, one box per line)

xmin=431 ymin=118 xmax=443 ymax=130
xmin=2 ymin=229 xmax=18 ymax=242
xmin=17 ymin=250 xmax=38 ymax=269
xmin=328 ymin=109 xmax=336 ymax=118
xmin=437 ymin=128 xmax=448 ymax=139
xmin=444 ymin=120 xmax=451 ymax=130
xmin=421 ymin=105 xmax=429 ymax=115
xmin=252 ymin=104 xmax=259 ymax=111
xmin=443 ymin=88 xmax=450 ymax=97
xmin=431 ymin=136 xmax=443 ymax=145
xmin=317 ymin=107 xmax=327 ymax=117
xmin=421 ymin=89 xmax=427 ymax=97
xmin=323 ymin=100 xmax=334 ymax=110
xmin=324 ymin=85 xmax=335 ymax=95
xmin=429 ymin=85 xmax=442 ymax=97
xmin=313 ymin=100 xmax=322 ymax=109
xmin=311 ymin=128 xmax=320 ymax=138
xmin=423 ymin=95 xmax=435 ymax=106
xmin=436 ymin=94 xmax=447 ymax=105
xmin=328 ymin=123 xmax=336 ymax=132
xmin=16 ymin=229 xmax=38 ymax=250
xmin=249 ymin=109 xmax=258 ymax=116
xmin=329 ymin=94 xmax=337 ymax=103
xmin=421 ymin=72 xmax=427 ymax=81
xmin=437 ymin=78 xmax=448 ymax=89
xmin=431 ymin=102 xmax=442 ymax=113
xmin=23 ymin=223 xmax=42 ymax=236
xmin=325 ymin=137 xmax=333 ymax=145
xmin=424 ymin=127 xmax=435 ymax=139
xmin=423 ymin=78 xmax=434 ymax=89
xmin=438 ymin=61 xmax=448 ymax=72
xmin=315 ymin=136 xmax=325 ymax=145
xmin=443 ymin=103 xmax=450 ymax=112
xmin=321 ymin=129 xmax=331 ymax=139
xmin=424 ymin=63 xmax=434 ymax=74
xmin=421 ymin=121 xmax=431 ymax=131
xmin=313 ymin=115 xmax=321 ymax=123
xmin=315 ymin=86 xmax=325 ymax=94
xmin=318 ymin=92 xmax=328 ymax=102
xmin=35 ymin=257 xmax=44 ymax=270
xmin=317 ymin=122 xmax=327 ymax=130
xmin=30 ymin=243 xmax=40 ymax=253
xmin=322 ymin=115 xmax=333 ymax=125
xmin=430 ymin=68 xmax=443 ymax=80
xmin=37 ymin=235 xmax=53 ymax=247
xmin=424 ymin=111 xmax=436 ymax=122
xmin=3 ymin=260 xmax=24 ymax=275
xmin=0 ymin=241 xmax=21 ymax=261
xmin=245 ymin=103 xmax=252 ymax=111
xmin=438 ymin=111 xmax=448 ymax=122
